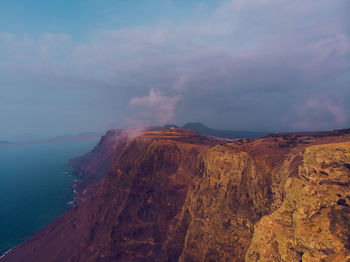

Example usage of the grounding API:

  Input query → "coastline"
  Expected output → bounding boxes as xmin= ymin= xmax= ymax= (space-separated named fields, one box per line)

xmin=0 ymin=247 xmax=15 ymax=260
xmin=0 ymin=170 xmax=81 ymax=259
xmin=0 ymin=140 xmax=97 ymax=259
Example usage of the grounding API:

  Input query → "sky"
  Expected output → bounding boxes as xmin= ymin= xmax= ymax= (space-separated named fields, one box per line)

xmin=0 ymin=0 xmax=349 ymax=139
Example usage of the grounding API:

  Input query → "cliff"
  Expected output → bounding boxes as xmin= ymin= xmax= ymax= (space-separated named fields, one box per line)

xmin=2 ymin=128 xmax=350 ymax=262
xmin=68 ymin=129 xmax=127 ymax=203
xmin=246 ymin=141 xmax=350 ymax=261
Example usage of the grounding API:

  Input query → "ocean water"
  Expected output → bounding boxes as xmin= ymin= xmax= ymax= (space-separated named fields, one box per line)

xmin=0 ymin=140 xmax=97 ymax=256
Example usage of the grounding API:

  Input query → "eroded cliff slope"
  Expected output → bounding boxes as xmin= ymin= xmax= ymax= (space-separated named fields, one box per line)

xmin=2 ymin=128 xmax=350 ymax=262
xmin=246 ymin=141 xmax=350 ymax=262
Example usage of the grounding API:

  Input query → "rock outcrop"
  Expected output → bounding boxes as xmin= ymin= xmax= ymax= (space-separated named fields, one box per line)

xmin=2 ymin=128 xmax=350 ymax=262
xmin=246 ymin=142 xmax=350 ymax=262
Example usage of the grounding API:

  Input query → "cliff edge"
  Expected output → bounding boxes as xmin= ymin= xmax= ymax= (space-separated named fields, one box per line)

xmin=2 ymin=128 xmax=350 ymax=262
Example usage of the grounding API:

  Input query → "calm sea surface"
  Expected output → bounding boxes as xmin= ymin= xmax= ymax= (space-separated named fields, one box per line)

xmin=0 ymin=140 xmax=97 ymax=256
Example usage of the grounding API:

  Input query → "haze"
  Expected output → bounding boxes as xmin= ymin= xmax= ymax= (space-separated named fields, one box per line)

xmin=1 ymin=0 xmax=349 ymax=139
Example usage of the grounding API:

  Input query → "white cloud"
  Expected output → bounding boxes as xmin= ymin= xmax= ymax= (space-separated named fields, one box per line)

xmin=129 ymin=88 xmax=183 ymax=125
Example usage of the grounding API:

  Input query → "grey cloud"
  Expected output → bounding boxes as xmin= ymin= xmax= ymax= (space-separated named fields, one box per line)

xmin=1 ymin=0 xmax=349 ymax=137
xmin=290 ymin=94 xmax=348 ymax=130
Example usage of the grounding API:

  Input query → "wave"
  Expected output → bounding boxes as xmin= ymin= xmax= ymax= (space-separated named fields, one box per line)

xmin=0 ymin=245 xmax=16 ymax=259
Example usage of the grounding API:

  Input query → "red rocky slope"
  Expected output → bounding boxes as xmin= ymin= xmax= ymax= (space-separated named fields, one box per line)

xmin=2 ymin=128 xmax=350 ymax=262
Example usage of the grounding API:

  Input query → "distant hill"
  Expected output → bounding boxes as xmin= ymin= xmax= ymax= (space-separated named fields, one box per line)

xmin=181 ymin=122 xmax=267 ymax=139
xmin=44 ymin=132 xmax=102 ymax=143
xmin=0 ymin=132 xmax=101 ymax=146
xmin=10 ymin=133 xmax=46 ymax=142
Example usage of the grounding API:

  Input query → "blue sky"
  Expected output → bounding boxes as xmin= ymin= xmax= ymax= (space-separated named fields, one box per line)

xmin=0 ymin=0 xmax=349 ymax=139
xmin=0 ymin=0 xmax=223 ymax=36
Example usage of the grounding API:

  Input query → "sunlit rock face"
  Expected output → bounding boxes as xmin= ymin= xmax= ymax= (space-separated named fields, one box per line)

xmin=2 ymin=128 xmax=350 ymax=262
xmin=246 ymin=142 xmax=350 ymax=262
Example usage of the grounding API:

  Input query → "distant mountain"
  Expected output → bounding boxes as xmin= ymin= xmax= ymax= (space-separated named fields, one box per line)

xmin=181 ymin=122 xmax=267 ymax=139
xmin=10 ymin=133 xmax=47 ymax=142
xmin=1 ymin=132 xmax=102 ymax=146
xmin=44 ymin=132 xmax=102 ymax=143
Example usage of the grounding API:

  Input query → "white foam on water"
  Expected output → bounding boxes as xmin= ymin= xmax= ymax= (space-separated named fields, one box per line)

xmin=0 ymin=246 xmax=16 ymax=259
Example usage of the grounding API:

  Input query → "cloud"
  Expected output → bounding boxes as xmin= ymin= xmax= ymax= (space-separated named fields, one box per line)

xmin=124 ymin=127 xmax=145 ymax=140
xmin=173 ymin=75 xmax=189 ymax=91
xmin=292 ymin=95 xmax=348 ymax=130
xmin=0 ymin=0 xmax=349 ymax=135
xmin=129 ymin=88 xmax=183 ymax=126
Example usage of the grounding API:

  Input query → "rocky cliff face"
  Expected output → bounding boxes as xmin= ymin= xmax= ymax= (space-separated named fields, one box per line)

xmin=246 ymin=141 xmax=350 ymax=262
xmin=2 ymin=128 xmax=350 ymax=262
xmin=68 ymin=129 xmax=127 ymax=203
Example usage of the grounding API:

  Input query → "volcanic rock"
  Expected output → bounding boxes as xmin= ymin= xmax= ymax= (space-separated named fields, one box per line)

xmin=2 ymin=128 xmax=350 ymax=262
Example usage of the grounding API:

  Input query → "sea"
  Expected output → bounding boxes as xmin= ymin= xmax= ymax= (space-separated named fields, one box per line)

xmin=0 ymin=140 xmax=97 ymax=256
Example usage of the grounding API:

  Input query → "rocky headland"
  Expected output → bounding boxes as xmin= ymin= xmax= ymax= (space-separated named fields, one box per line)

xmin=2 ymin=128 xmax=350 ymax=262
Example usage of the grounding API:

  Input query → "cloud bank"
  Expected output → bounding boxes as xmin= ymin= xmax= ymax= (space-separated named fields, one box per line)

xmin=0 ymin=0 xmax=349 ymax=137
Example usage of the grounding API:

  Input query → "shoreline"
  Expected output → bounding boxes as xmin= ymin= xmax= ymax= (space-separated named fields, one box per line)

xmin=0 ymin=168 xmax=81 ymax=260
xmin=0 ymin=246 xmax=16 ymax=260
